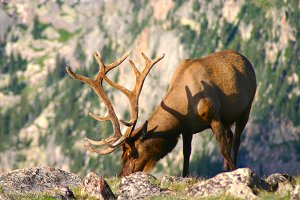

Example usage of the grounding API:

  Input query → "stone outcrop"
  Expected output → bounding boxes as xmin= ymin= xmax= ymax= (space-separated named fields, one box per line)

xmin=264 ymin=173 xmax=296 ymax=194
xmin=291 ymin=185 xmax=300 ymax=200
xmin=84 ymin=172 xmax=116 ymax=200
xmin=117 ymin=172 xmax=173 ymax=199
xmin=185 ymin=168 xmax=296 ymax=199
xmin=0 ymin=166 xmax=81 ymax=198
xmin=186 ymin=168 xmax=262 ymax=199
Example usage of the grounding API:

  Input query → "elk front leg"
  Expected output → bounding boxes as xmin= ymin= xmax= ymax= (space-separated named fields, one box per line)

xmin=182 ymin=133 xmax=193 ymax=177
xmin=211 ymin=120 xmax=236 ymax=171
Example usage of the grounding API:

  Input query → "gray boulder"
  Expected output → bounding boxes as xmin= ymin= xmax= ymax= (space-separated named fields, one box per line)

xmin=185 ymin=168 xmax=265 ymax=199
xmin=117 ymin=172 xmax=173 ymax=199
xmin=264 ymin=173 xmax=295 ymax=194
xmin=291 ymin=185 xmax=300 ymax=200
xmin=84 ymin=172 xmax=116 ymax=200
xmin=0 ymin=166 xmax=82 ymax=197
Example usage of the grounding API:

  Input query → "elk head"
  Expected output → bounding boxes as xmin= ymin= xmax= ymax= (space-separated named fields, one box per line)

xmin=66 ymin=50 xmax=164 ymax=175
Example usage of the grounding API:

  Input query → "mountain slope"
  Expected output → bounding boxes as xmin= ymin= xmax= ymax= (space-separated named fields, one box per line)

xmin=0 ymin=0 xmax=299 ymax=176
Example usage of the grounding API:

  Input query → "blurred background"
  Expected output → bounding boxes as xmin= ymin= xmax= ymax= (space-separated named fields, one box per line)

xmin=0 ymin=0 xmax=299 ymax=177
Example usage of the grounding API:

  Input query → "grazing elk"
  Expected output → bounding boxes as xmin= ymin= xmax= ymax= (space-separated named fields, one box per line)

xmin=66 ymin=49 xmax=256 ymax=177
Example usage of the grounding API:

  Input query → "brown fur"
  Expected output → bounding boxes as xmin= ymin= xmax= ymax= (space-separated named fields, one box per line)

xmin=119 ymin=50 xmax=257 ymax=177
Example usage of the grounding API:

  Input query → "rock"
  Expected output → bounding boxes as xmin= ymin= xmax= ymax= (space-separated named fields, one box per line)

xmin=185 ymin=168 xmax=264 ymax=199
xmin=291 ymin=185 xmax=300 ymax=200
xmin=83 ymin=172 xmax=116 ymax=200
xmin=264 ymin=173 xmax=295 ymax=193
xmin=117 ymin=172 xmax=173 ymax=199
xmin=60 ymin=187 xmax=75 ymax=199
xmin=0 ymin=166 xmax=82 ymax=195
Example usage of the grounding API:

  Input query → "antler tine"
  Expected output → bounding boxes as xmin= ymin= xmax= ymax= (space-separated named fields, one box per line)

xmin=85 ymin=136 xmax=116 ymax=146
xmin=66 ymin=51 xmax=134 ymax=154
xmin=66 ymin=67 xmax=93 ymax=85
xmin=133 ymin=53 xmax=165 ymax=96
xmin=93 ymin=52 xmax=105 ymax=80
xmin=94 ymin=50 xmax=131 ymax=82
xmin=129 ymin=60 xmax=140 ymax=78
xmin=106 ymin=50 xmax=132 ymax=74
xmin=93 ymin=134 xmax=127 ymax=148
xmin=66 ymin=51 xmax=164 ymax=154
xmin=152 ymin=53 xmax=165 ymax=66
xmin=129 ymin=53 xmax=165 ymax=129
xmin=104 ymin=53 xmax=165 ymax=132
xmin=88 ymin=112 xmax=110 ymax=122
xmin=84 ymin=141 xmax=117 ymax=155
xmin=141 ymin=52 xmax=151 ymax=64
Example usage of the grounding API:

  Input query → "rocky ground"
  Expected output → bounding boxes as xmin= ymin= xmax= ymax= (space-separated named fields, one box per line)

xmin=0 ymin=167 xmax=299 ymax=200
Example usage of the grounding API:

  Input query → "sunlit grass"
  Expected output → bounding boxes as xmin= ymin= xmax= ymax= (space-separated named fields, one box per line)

xmin=106 ymin=176 xmax=120 ymax=194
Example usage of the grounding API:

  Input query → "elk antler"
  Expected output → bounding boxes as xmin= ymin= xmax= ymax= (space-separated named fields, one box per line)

xmin=101 ymin=53 xmax=165 ymax=146
xmin=66 ymin=51 xmax=164 ymax=154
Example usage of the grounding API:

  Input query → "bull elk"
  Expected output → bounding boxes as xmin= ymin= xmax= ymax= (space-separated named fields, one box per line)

xmin=66 ymin=49 xmax=256 ymax=177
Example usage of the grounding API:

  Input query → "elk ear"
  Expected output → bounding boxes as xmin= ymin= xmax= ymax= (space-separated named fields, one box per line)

xmin=140 ymin=120 xmax=148 ymax=140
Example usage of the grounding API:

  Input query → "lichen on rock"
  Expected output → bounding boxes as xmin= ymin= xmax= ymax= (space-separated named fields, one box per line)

xmin=0 ymin=166 xmax=82 ymax=195
xmin=84 ymin=172 xmax=115 ymax=200
xmin=186 ymin=168 xmax=265 ymax=199
xmin=117 ymin=172 xmax=173 ymax=199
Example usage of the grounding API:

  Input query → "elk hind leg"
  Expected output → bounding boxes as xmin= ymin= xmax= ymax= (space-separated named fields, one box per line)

xmin=182 ymin=133 xmax=193 ymax=177
xmin=211 ymin=120 xmax=236 ymax=171
xmin=223 ymin=127 xmax=233 ymax=171
xmin=233 ymin=106 xmax=251 ymax=166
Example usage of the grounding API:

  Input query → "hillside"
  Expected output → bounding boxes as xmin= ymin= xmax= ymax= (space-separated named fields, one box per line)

xmin=0 ymin=0 xmax=299 ymax=177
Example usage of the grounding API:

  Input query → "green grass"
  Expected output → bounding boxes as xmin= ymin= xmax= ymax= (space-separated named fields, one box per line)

xmin=160 ymin=179 xmax=198 ymax=193
xmin=258 ymin=191 xmax=290 ymax=200
xmin=147 ymin=195 xmax=189 ymax=200
xmin=147 ymin=193 xmax=243 ymax=200
xmin=3 ymin=192 xmax=58 ymax=200
xmin=106 ymin=176 xmax=120 ymax=194
xmin=72 ymin=187 xmax=98 ymax=200
xmin=295 ymin=175 xmax=300 ymax=184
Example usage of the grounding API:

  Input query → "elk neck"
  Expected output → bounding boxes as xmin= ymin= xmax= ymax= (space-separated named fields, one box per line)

xmin=137 ymin=101 xmax=182 ymax=159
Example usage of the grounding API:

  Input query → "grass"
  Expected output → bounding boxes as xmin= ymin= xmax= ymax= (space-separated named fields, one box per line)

xmin=160 ymin=179 xmax=198 ymax=193
xmin=295 ymin=175 xmax=300 ymax=184
xmin=72 ymin=187 xmax=98 ymax=200
xmin=258 ymin=191 xmax=290 ymax=200
xmin=147 ymin=193 xmax=243 ymax=200
xmin=106 ymin=176 xmax=120 ymax=194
